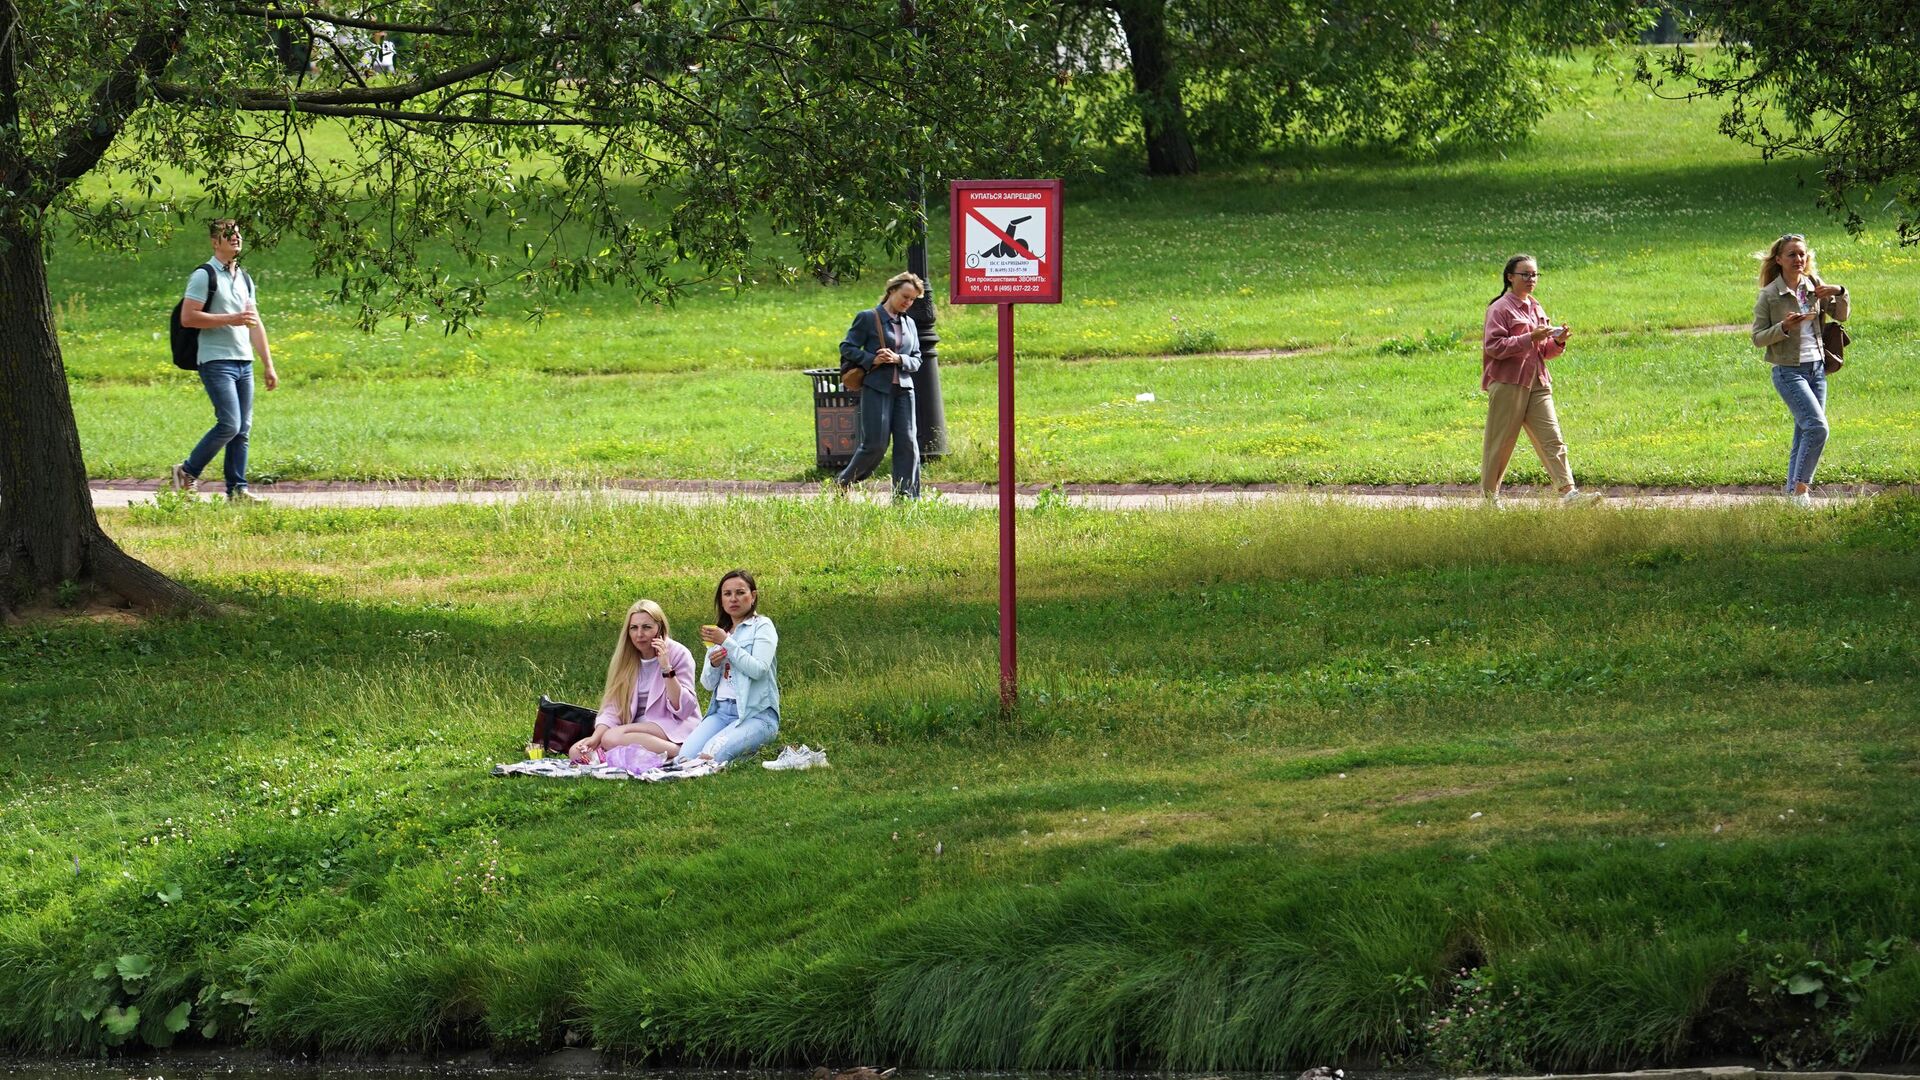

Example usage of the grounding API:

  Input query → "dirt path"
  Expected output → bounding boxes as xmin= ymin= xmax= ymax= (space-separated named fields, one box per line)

xmin=89 ymin=478 xmax=1907 ymax=511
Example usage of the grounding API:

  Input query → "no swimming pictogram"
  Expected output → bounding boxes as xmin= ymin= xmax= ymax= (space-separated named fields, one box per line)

xmin=949 ymin=179 xmax=1062 ymax=305
xmin=964 ymin=207 xmax=1045 ymax=273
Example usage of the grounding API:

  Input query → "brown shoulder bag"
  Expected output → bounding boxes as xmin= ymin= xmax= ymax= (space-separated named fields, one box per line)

xmin=839 ymin=308 xmax=890 ymax=391
xmin=1813 ymin=276 xmax=1849 ymax=373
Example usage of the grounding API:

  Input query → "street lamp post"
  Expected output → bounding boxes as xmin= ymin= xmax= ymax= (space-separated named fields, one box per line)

xmin=901 ymin=0 xmax=947 ymax=458
xmin=907 ymin=192 xmax=948 ymax=458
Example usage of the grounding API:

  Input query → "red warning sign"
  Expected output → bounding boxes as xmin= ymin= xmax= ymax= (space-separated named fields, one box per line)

xmin=949 ymin=179 xmax=1062 ymax=305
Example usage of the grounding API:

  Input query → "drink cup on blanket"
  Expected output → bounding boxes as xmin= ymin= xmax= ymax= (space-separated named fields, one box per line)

xmin=526 ymin=743 xmax=545 ymax=760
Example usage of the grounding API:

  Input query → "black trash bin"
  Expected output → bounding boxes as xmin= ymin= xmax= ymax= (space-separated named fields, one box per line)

xmin=806 ymin=368 xmax=859 ymax=472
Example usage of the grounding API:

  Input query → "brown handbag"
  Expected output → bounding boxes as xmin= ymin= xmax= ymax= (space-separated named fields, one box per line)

xmin=838 ymin=308 xmax=889 ymax=391
xmin=1812 ymin=275 xmax=1848 ymax=373
xmin=1821 ymin=320 xmax=1850 ymax=374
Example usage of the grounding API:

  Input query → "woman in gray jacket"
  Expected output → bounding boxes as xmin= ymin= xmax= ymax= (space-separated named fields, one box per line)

xmin=1751 ymin=234 xmax=1849 ymax=507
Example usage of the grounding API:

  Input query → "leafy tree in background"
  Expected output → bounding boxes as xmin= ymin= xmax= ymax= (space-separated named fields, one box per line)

xmin=1053 ymin=0 xmax=1647 ymax=175
xmin=1638 ymin=0 xmax=1920 ymax=241
xmin=0 ymin=0 xmax=1065 ymax=614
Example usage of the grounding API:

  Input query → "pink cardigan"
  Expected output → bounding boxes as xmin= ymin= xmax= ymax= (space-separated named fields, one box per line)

xmin=594 ymin=639 xmax=700 ymax=743
xmin=1482 ymin=292 xmax=1565 ymax=391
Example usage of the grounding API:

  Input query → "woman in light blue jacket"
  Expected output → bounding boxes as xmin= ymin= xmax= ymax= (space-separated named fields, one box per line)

xmin=677 ymin=569 xmax=780 ymax=767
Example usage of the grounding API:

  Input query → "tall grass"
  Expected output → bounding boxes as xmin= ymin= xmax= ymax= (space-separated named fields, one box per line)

xmin=2 ymin=496 xmax=1916 ymax=1066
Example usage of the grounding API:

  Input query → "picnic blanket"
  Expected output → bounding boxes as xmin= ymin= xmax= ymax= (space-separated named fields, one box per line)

xmin=491 ymin=756 xmax=727 ymax=782
xmin=492 ymin=758 xmax=643 ymax=781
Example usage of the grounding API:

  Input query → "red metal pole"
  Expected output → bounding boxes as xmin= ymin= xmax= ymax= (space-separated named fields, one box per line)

xmin=997 ymin=302 xmax=1017 ymax=712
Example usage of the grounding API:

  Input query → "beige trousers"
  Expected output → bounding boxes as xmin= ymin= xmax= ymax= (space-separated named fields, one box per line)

xmin=1482 ymin=380 xmax=1574 ymax=494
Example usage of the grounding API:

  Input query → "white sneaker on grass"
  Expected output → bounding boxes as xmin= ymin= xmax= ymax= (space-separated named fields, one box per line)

xmin=764 ymin=745 xmax=831 ymax=771
xmin=1788 ymin=491 xmax=1814 ymax=509
xmin=763 ymin=745 xmax=808 ymax=770
xmin=1559 ymin=487 xmax=1604 ymax=506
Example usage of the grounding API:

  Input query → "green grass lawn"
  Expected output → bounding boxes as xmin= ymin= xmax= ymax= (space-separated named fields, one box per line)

xmin=54 ymin=55 xmax=1920 ymax=486
xmin=3 ymin=496 xmax=1917 ymax=1066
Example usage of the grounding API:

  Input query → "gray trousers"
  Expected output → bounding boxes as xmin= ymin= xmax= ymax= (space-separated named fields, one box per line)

xmin=837 ymin=384 xmax=920 ymax=498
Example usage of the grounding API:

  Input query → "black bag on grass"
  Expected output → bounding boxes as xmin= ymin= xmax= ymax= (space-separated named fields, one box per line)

xmin=531 ymin=696 xmax=600 ymax=754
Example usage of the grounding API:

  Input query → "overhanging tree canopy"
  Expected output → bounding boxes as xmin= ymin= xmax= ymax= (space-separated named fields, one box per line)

xmin=1638 ymin=0 xmax=1920 ymax=242
xmin=1052 ymin=0 xmax=1646 ymax=176
xmin=0 ymin=0 xmax=1066 ymax=614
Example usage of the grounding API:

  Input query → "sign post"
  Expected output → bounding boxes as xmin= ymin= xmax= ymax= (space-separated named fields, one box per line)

xmin=949 ymin=179 xmax=1063 ymax=710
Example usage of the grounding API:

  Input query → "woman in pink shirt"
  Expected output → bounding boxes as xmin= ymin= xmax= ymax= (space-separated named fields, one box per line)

xmin=1480 ymin=253 xmax=1600 ymax=507
xmin=569 ymin=599 xmax=701 ymax=771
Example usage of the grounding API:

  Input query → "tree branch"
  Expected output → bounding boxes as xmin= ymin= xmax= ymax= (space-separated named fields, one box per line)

xmin=220 ymin=5 xmax=469 ymax=37
xmin=261 ymin=103 xmax=605 ymax=125
xmin=152 ymin=50 xmax=525 ymax=109
xmin=43 ymin=16 xmax=186 ymax=196
xmin=1 ymin=0 xmax=23 ymax=178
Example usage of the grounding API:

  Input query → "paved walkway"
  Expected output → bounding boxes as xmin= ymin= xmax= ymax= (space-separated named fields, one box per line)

xmin=89 ymin=478 xmax=1905 ymax=511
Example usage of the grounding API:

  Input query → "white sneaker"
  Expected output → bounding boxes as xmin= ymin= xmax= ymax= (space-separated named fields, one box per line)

xmin=763 ymin=744 xmax=830 ymax=770
xmin=1560 ymin=488 xmax=1604 ymax=506
xmin=763 ymin=745 xmax=808 ymax=770
xmin=1788 ymin=491 xmax=1814 ymax=509
xmin=168 ymin=464 xmax=198 ymax=496
xmin=1481 ymin=492 xmax=1505 ymax=510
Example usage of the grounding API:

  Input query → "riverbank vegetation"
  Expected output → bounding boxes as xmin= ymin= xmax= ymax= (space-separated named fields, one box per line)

xmin=3 ymin=497 xmax=1916 ymax=1067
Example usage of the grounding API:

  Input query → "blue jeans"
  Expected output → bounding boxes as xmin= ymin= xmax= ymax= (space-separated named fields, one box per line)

xmin=837 ymin=385 xmax=920 ymax=498
xmin=1771 ymin=361 xmax=1828 ymax=490
xmin=678 ymin=699 xmax=778 ymax=764
xmin=183 ymin=360 xmax=254 ymax=493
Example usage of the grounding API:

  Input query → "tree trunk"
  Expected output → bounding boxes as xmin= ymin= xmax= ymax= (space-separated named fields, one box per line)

xmin=1112 ymin=0 xmax=1198 ymax=176
xmin=0 ymin=223 xmax=210 ymax=614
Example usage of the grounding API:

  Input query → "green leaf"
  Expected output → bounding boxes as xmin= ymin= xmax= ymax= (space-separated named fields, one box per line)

xmin=201 ymin=1019 xmax=220 ymax=1039
xmin=91 ymin=961 xmax=114 ymax=981
xmin=102 ymin=1005 xmax=141 ymax=1036
xmin=1785 ymin=971 xmax=1824 ymax=995
xmin=115 ymin=954 xmax=154 ymax=981
xmin=156 ymin=883 xmax=183 ymax=904
xmin=163 ymin=1001 xmax=192 ymax=1033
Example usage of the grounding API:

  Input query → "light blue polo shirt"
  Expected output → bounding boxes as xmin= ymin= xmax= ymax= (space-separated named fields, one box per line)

xmin=183 ymin=260 xmax=256 ymax=365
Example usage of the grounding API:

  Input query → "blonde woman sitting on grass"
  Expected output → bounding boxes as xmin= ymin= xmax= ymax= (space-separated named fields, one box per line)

xmin=569 ymin=600 xmax=700 ymax=773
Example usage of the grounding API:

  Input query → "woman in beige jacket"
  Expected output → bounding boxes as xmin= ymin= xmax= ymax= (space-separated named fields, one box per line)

xmin=1751 ymin=234 xmax=1849 ymax=507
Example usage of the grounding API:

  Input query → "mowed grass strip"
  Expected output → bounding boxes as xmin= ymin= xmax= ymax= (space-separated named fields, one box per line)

xmin=1 ymin=496 xmax=1916 ymax=1064
xmin=52 ymin=54 xmax=1920 ymax=485
xmin=76 ymin=326 xmax=1920 ymax=486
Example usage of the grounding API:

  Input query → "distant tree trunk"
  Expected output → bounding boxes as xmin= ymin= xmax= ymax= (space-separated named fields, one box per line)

xmin=1112 ymin=0 xmax=1197 ymax=176
xmin=0 ymin=222 xmax=210 ymax=614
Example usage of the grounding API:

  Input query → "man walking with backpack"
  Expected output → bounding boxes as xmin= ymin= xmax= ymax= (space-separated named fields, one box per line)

xmin=169 ymin=219 xmax=277 ymax=501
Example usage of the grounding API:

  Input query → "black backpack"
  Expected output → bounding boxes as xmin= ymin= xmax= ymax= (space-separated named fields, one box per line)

xmin=170 ymin=263 xmax=251 ymax=370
